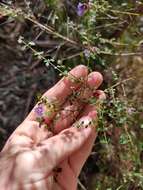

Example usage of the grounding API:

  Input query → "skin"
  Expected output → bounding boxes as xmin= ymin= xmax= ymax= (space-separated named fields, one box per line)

xmin=0 ymin=65 xmax=105 ymax=190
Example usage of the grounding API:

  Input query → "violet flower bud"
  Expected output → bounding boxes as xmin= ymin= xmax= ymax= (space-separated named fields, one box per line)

xmin=83 ymin=49 xmax=91 ymax=58
xmin=77 ymin=2 xmax=88 ymax=16
xmin=35 ymin=104 xmax=44 ymax=117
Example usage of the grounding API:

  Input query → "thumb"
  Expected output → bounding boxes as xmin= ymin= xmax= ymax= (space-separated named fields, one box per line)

xmin=40 ymin=116 xmax=94 ymax=171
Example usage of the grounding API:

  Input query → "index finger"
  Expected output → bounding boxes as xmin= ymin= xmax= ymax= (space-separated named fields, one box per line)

xmin=26 ymin=65 xmax=88 ymax=121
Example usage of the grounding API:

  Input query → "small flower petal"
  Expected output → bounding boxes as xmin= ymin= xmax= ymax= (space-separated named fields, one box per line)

xmin=77 ymin=2 xmax=87 ymax=16
xmin=83 ymin=49 xmax=91 ymax=58
xmin=35 ymin=104 xmax=44 ymax=117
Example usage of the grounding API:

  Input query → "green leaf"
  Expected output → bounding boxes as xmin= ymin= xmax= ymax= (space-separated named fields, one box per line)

xmin=119 ymin=134 xmax=129 ymax=145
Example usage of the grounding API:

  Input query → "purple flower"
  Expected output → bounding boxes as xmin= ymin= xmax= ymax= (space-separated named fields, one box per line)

xmin=35 ymin=104 xmax=44 ymax=117
xmin=83 ymin=49 xmax=91 ymax=58
xmin=77 ymin=2 xmax=87 ymax=16
xmin=127 ymin=107 xmax=136 ymax=115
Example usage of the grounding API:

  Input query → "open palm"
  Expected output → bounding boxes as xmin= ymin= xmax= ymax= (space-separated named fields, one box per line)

xmin=0 ymin=65 xmax=105 ymax=190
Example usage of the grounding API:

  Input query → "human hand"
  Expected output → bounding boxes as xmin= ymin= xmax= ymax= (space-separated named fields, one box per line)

xmin=0 ymin=65 xmax=105 ymax=190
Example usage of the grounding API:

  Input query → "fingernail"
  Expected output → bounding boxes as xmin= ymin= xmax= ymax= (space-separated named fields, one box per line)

xmin=71 ymin=65 xmax=88 ymax=78
xmin=94 ymin=90 xmax=106 ymax=100
xmin=88 ymin=72 xmax=103 ymax=89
